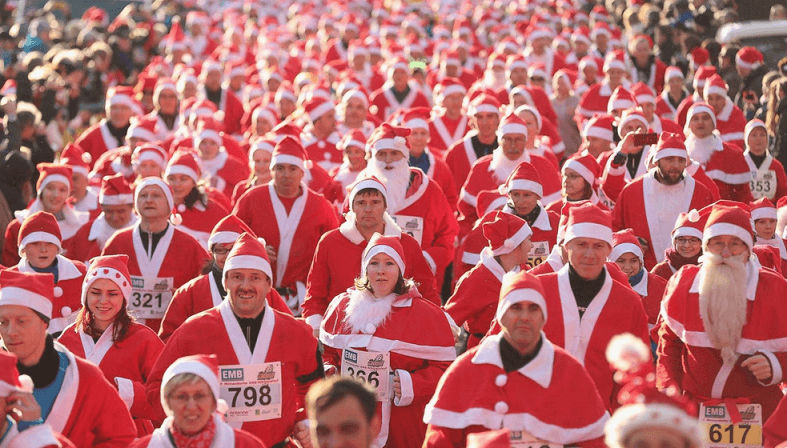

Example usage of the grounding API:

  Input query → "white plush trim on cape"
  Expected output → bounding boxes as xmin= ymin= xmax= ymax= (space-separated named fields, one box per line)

xmin=267 ymin=182 xmax=307 ymax=287
xmin=78 ymin=322 xmax=116 ymax=365
xmin=320 ymin=331 xmax=456 ymax=362
xmin=339 ymin=212 xmax=401 ymax=245
xmin=471 ymin=333 xmax=554 ymax=388
xmin=642 ymin=170 xmax=696 ymax=264
xmin=46 ymin=342 xmax=80 ymax=432
xmin=18 ymin=254 xmax=82 ymax=281
xmin=219 ymin=300 xmax=274 ymax=365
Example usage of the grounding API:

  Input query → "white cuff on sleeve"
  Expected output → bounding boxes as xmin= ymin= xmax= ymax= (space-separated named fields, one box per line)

xmin=757 ymin=350 xmax=782 ymax=386
xmin=393 ymin=369 xmax=414 ymax=407
xmin=115 ymin=377 xmax=135 ymax=410
xmin=422 ymin=251 xmax=437 ymax=274
xmin=305 ymin=314 xmax=324 ymax=330
xmin=8 ymin=424 xmax=59 ymax=448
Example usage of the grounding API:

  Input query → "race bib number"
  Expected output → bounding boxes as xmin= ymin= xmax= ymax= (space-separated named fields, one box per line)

xmin=509 ymin=430 xmax=563 ymax=448
xmin=699 ymin=403 xmax=762 ymax=448
xmin=526 ymin=241 xmax=550 ymax=269
xmin=341 ymin=349 xmax=391 ymax=401
xmin=750 ymin=170 xmax=776 ymax=199
xmin=391 ymin=215 xmax=424 ymax=245
xmin=219 ymin=363 xmax=283 ymax=422
xmin=129 ymin=276 xmax=174 ymax=319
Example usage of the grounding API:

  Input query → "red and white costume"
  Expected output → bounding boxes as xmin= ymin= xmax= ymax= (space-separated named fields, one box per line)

xmin=321 ymin=287 xmax=456 ymax=447
xmin=74 ymin=119 xmax=127 ymax=169
xmin=3 ymin=204 xmax=89 ymax=267
xmin=423 ymin=333 xmax=608 ymax=448
xmin=58 ymin=322 xmax=164 ymax=436
xmin=66 ymin=212 xmax=138 ymax=263
xmin=686 ymin=132 xmax=753 ymax=203
xmin=429 ymin=113 xmax=469 ymax=155
xmin=443 ymin=130 xmax=488 ymax=196
xmin=302 ymin=131 xmax=342 ymax=172
xmin=173 ymin=200 xmax=229 ymax=251
xmin=370 ymin=81 xmax=431 ymax=122
xmin=744 ymin=149 xmax=787 ymax=202
xmin=129 ymin=414 xmax=264 ymax=448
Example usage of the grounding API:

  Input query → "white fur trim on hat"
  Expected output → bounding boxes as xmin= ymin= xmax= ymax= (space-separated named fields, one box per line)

xmin=496 ymin=286 xmax=548 ymax=323
xmin=752 ymin=207 xmax=777 ymax=221
xmin=653 ymin=148 xmax=687 ymax=162
xmin=135 ymin=151 xmax=166 ymax=168
xmin=270 ymin=153 xmax=306 ymax=171
xmin=564 ymin=222 xmax=613 ymax=245
xmin=39 ymin=174 xmax=71 ymax=194
xmin=609 ymin=242 xmax=643 ymax=263
xmin=161 ymin=360 xmax=220 ymax=406
xmin=154 ymin=82 xmax=177 ymax=100
xmin=703 ymin=222 xmax=753 ymax=249
xmin=128 ymin=126 xmax=156 ymax=143
xmin=19 ymin=231 xmax=62 ymax=256
xmin=506 ymin=179 xmax=543 ymax=198
xmin=604 ymin=403 xmax=701 ymax=448
xmin=492 ymin=223 xmax=533 ymax=256
xmin=99 ymin=193 xmax=134 ymax=206
xmin=672 ymin=227 xmax=703 ymax=242
xmin=563 ymin=159 xmax=595 ymax=187
xmin=165 ymin=164 xmax=200 ymax=184
xmin=0 ymin=286 xmax=53 ymax=319
xmin=135 ymin=178 xmax=174 ymax=212
xmin=406 ymin=118 xmax=429 ymax=130
xmin=81 ymin=267 xmax=132 ymax=306
xmin=584 ymin=124 xmax=614 ymax=142
xmin=71 ymin=166 xmax=89 ymax=178
xmin=471 ymin=104 xmax=500 ymax=115
xmin=498 ymin=122 xmax=528 ymax=137
xmin=687 ymin=105 xmax=717 ymax=128
xmin=362 ymin=245 xmax=405 ymax=277
xmin=441 ymin=84 xmax=466 ymax=97
xmin=342 ymin=90 xmax=369 ymax=107
xmin=635 ymin=93 xmax=655 ymax=104
xmin=370 ymin=136 xmax=409 ymax=155
xmin=196 ymin=129 xmax=222 ymax=146
xmin=617 ymin=114 xmax=648 ymax=132
xmin=208 ymin=231 xmax=239 ymax=248
xmin=308 ymin=101 xmax=336 ymax=122
xmin=704 ymin=85 xmax=728 ymax=100
xmin=223 ymin=254 xmax=273 ymax=280
xmin=350 ymin=179 xmax=390 ymax=209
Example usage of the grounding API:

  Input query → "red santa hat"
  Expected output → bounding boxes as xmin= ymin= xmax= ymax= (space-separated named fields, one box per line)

xmin=736 ymin=46 xmax=763 ymax=71
xmin=578 ymin=55 xmax=602 ymax=73
xmin=132 ymin=143 xmax=168 ymax=171
xmin=689 ymin=47 xmax=709 ymax=70
xmin=223 ymin=232 xmax=273 ymax=280
xmin=617 ymin=108 xmax=648 ymax=132
xmin=653 ymin=132 xmax=687 ymax=162
xmin=607 ymin=86 xmax=637 ymax=113
xmin=563 ymin=202 xmax=613 ymax=245
xmin=527 ymin=62 xmax=549 ymax=81
xmin=153 ymin=78 xmax=177 ymax=102
xmin=630 ymin=82 xmax=655 ymax=105
xmin=609 ymin=228 xmax=643 ymax=263
xmin=161 ymin=354 xmax=221 ymax=406
xmin=99 ymin=173 xmax=134 ymax=205
xmin=528 ymin=26 xmax=553 ymax=42
xmin=562 ymin=153 xmax=601 ymax=188
xmin=270 ymin=136 xmax=309 ymax=172
xmin=745 ymin=119 xmax=767 ymax=145
xmin=469 ymin=94 xmax=502 ymax=116
xmin=403 ymin=107 xmax=430 ymax=130
xmin=571 ymin=26 xmax=592 ymax=46
xmin=194 ymin=117 xmax=223 ymax=148
xmin=514 ymin=104 xmax=542 ymax=132
xmin=106 ymin=86 xmax=142 ymax=116
xmin=583 ymin=114 xmax=615 ymax=142
xmin=349 ymin=176 xmax=389 ymax=209
xmin=59 ymin=143 xmax=90 ymax=178
xmin=81 ymin=254 xmax=132 ymax=306
xmin=208 ymin=215 xmax=255 ymax=248
xmin=361 ymin=233 xmax=406 ymax=276
xmin=703 ymin=203 xmax=754 ymax=249
xmin=367 ymin=123 xmax=410 ymax=156
xmin=436 ymin=77 xmax=467 ymax=100
xmin=190 ymin=98 xmax=218 ymax=119
xmin=126 ymin=117 xmax=157 ymax=143
xmin=252 ymin=106 xmax=278 ymax=129
xmin=482 ymin=211 xmax=533 ymax=256
xmin=750 ymin=197 xmax=777 ymax=221
xmin=685 ymin=101 xmax=717 ymax=129
xmin=134 ymin=177 xmax=174 ymax=214
xmin=0 ymin=269 xmax=55 ymax=319
xmin=18 ymin=211 xmax=62 ymax=257
xmin=275 ymin=82 xmax=296 ymax=103
xmin=506 ymin=54 xmax=528 ymax=72
xmin=304 ymin=97 xmax=336 ymax=123
xmin=499 ymin=162 xmax=543 ymax=197
xmin=466 ymin=429 xmax=511 ymax=448
xmin=338 ymin=129 xmax=367 ymax=151
xmin=497 ymin=113 xmax=529 ymax=139
xmin=165 ymin=150 xmax=202 ymax=185
xmin=0 ymin=351 xmax=33 ymax=397
xmin=249 ymin=138 xmax=276 ymax=160
xmin=692 ymin=66 xmax=717 ymax=90
xmin=605 ymin=334 xmax=700 ymax=448
xmin=36 ymin=163 xmax=72 ymax=193
xmin=702 ymin=74 xmax=728 ymax=100
xmin=603 ymin=50 xmax=628 ymax=73
xmin=664 ymin=66 xmax=684 ymax=82
xmin=476 ymin=190 xmax=508 ymax=218
xmin=591 ymin=22 xmax=611 ymax=39
xmin=341 ymin=89 xmax=369 ymax=108
xmin=387 ymin=56 xmax=410 ymax=78
xmin=671 ymin=209 xmax=707 ymax=242
xmin=496 ymin=269 xmax=548 ymax=322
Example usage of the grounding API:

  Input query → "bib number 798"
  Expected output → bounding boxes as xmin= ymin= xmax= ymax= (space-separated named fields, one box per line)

xmin=345 ymin=367 xmax=380 ymax=388
xmin=227 ymin=385 xmax=272 ymax=408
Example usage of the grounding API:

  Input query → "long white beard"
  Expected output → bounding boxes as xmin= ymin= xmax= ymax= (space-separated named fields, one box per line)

xmin=344 ymin=289 xmax=395 ymax=334
xmin=490 ymin=148 xmax=526 ymax=183
xmin=484 ymin=71 xmax=507 ymax=90
xmin=367 ymin=158 xmax=410 ymax=213
xmin=685 ymin=133 xmax=720 ymax=167
xmin=698 ymin=252 xmax=749 ymax=364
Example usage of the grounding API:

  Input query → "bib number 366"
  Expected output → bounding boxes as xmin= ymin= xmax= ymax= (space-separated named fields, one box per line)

xmin=341 ymin=349 xmax=390 ymax=401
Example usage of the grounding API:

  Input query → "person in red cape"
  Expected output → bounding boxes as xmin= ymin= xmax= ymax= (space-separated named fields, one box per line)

xmin=656 ymin=203 xmax=787 ymax=421
xmin=320 ymin=234 xmax=456 ymax=448
xmin=423 ymin=269 xmax=609 ymax=447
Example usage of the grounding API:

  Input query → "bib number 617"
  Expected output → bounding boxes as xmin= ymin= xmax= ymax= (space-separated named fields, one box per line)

xmin=345 ymin=367 xmax=380 ymax=388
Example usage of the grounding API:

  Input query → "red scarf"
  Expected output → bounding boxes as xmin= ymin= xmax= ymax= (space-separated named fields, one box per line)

xmin=664 ymin=248 xmax=702 ymax=271
xmin=170 ymin=416 xmax=217 ymax=448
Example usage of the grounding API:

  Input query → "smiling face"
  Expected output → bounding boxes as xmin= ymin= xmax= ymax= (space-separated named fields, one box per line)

xmin=366 ymin=252 xmax=400 ymax=298
xmin=225 ymin=268 xmax=271 ymax=318
xmin=166 ymin=378 xmax=217 ymax=436
xmin=166 ymin=173 xmax=196 ymax=205
xmin=615 ymin=252 xmax=642 ymax=279
xmin=565 ymin=237 xmax=611 ymax=280
xmin=40 ymin=181 xmax=69 ymax=214
xmin=755 ymin=218 xmax=777 ymax=240
xmin=86 ymin=278 xmax=125 ymax=329
xmin=674 ymin=236 xmax=702 ymax=258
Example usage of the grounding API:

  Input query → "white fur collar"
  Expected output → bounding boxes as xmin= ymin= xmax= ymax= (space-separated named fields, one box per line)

xmin=344 ymin=288 xmax=396 ymax=334
xmin=339 ymin=212 xmax=402 ymax=245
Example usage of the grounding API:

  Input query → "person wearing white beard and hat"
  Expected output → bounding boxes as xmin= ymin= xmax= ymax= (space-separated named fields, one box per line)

xmin=146 ymin=233 xmax=324 ymax=448
xmin=656 ymin=203 xmax=787 ymax=422
xmin=361 ymin=123 xmax=458 ymax=290
xmin=424 ymin=269 xmax=609 ymax=447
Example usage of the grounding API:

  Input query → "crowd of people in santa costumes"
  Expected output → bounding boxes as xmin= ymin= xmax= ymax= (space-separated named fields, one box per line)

xmin=6 ymin=0 xmax=787 ymax=445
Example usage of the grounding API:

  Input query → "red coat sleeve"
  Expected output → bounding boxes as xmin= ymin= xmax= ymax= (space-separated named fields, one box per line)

xmin=159 ymin=280 xmax=198 ymax=342
xmin=772 ymin=160 xmax=787 ymax=203
xmin=600 ymin=154 xmax=628 ymax=204
xmin=303 ymin=235 xmax=333 ymax=322
xmin=423 ymin=185 xmax=459 ymax=273
xmin=2 ymin=219 xmax=20 ymax=267
xmin=423 ymin=425 xmax=465 ymax=448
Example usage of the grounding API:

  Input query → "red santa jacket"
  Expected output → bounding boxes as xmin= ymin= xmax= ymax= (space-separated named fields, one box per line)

xmin=74 ymin=119 xmax=125 ymax=169
xmin=648 ymin=114 xmax=683 ymax=134
xmin=715 ymin=100 xmax=747 ymax=149
xmin=599 ymin=147 xmax=652 ymax=205
xmin=423 ymin=333 xmax=609 ymax=448
xmin=58 ymin=322 xmax=164 ymax=436
xmin=745 ymin=150 xmax=787 ymax=202
xmin=88 ymin=146 xmax=134 ymax=184
xmin=46 ymin=342 xmax=137 ymax=447
xmin=694 ymin=136 xmax=754 ymax=203
xmin=173 ymin=198 xmax=229 ymax=251
xmin=10 ymin=255 xmax=86 ymax=334
xmin=212 ymin=89 xmax=246 ymax=136
xmin=159 ymin=271 xmax=292 ymax=341
xmin=65 ymin=214 xmax=138 ymax=264
xmin=303 ymin=214 xmax=439 ymax=330
xmin=102 ymin=223 xmax=210 ymax=333
xmin=0 ymin=422 xmax=75 ymax=448
xmin=656 ymin=90 xmax=684 ymax=121
xmin=200 ymin=150 xmax=250 ymax=199
xmin=3 ymin=203 xmax=89 ymax=267
xmin=146 ymin=301 xmax=323 ymax=447
xmin=232 ymin=164 xmax=345 ymax=208
xmin=302 ymin=131 xmax=342 ymax=172
xmin=630 ymin=270 xmax=669 ymax=332
xmin=232 ymin=182 xmax=339 ymax=291
xmin=629 ymin=58 xmax=667 ymax=93
xmin=429 ymin=113 xmax=469 ymax=156
xmin=656 ymin=262 xmax=787 ymax=421
xmin=444 ymin=131 xmax=487 ymax=197
xmin=576 ymin=79 xmax=616 ymax=123
xmin=675 ymin=92 xmax=702 ymax=128
xmin=129 ymin=415 xmax=264 ymax=447
xmin=754 ymin=236 xmax=787 ymax=276
xmin=764 ymin=395 xmax=787 ymax=447
xmin=320 ymin=287 xmax=456 ymax=448
xmin=369 ymin=82 xmax=431 ymax=121
xmin=612 ymin=171 xmax=715 ymax=270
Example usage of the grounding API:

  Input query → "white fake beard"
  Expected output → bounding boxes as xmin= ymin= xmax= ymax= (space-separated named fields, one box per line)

xmin=490 ymin=148 xmax=525 ymax=183
xmin=368 ymin=158 xmax=410 ymax=213
xmin=698 ymin=252 xmax=749 ymax=364
xmin=685 ymin=133 xmax=717 ymax=166
xmin=344 ymin=288 xmax=395 ymax=334
xmin=484 ymin=70 xmax=507 ymax=90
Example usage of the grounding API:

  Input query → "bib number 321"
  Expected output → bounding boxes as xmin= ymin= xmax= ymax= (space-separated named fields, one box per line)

xmin=129 ymin=276 xmax=173 ymax=319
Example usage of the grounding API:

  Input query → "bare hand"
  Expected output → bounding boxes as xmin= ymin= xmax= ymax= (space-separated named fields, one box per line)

xmin=619 ymin=132 xmax=644 ymax=155
xmin=742 ymin=354 xmax=773 ymax=382
xmin=293 ymin=420 xmax=313 ymax=448
xmin=393 ymin=372 xmax=402 ymax=400
xmin=1 ymin=95 xmax=16 ymax=115
xmin=637 ymin=237 xmax=650 ymax=254
xmin=6 ymin=391 xmax=42 ymax=422
xmin=265 ymin=245 xmax=277 ymax=265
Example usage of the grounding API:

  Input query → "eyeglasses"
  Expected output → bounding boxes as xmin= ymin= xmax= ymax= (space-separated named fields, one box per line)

xmin=675 ymin=237 xmax=701 ymax=246
xmin=212 ymin=246 xmax=233 ymax=255
xmin=168 ymin=392 xmax=212 ymax=406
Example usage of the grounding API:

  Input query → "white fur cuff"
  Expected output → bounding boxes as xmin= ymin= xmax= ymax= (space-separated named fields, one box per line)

xmin=306 ymin=314 xmax=324 ymax=331
xmin=115 ymin=377 xmax=135 ymax=410
xmin=394 ymin=369 xmax=415 ymax=407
